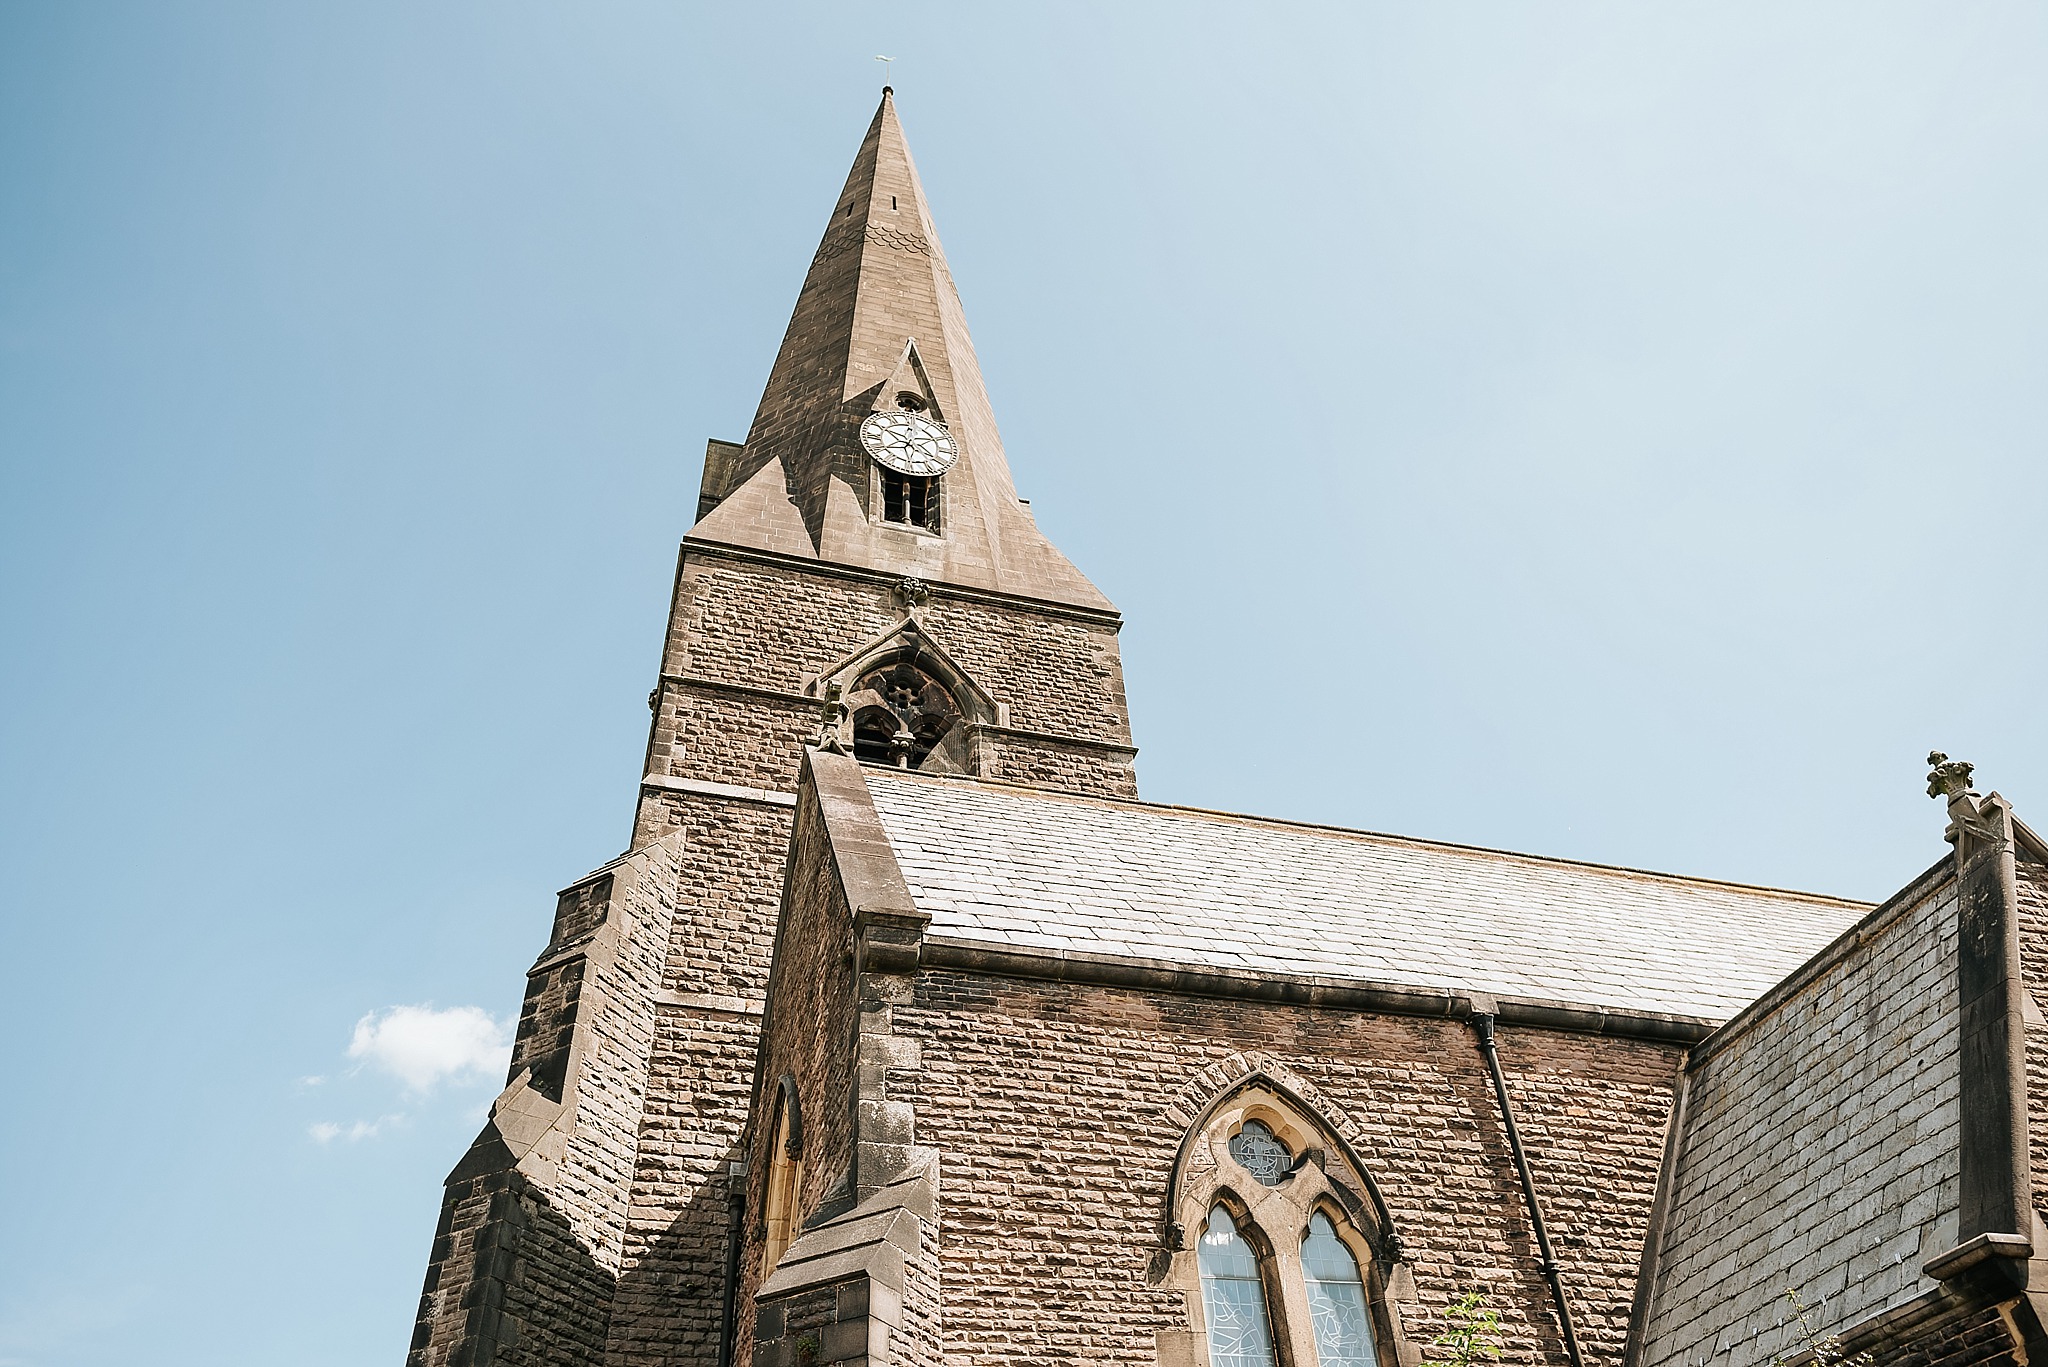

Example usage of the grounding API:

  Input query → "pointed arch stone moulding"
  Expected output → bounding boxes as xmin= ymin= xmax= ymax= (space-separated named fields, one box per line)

xmin=1159 ymin=1056 xmax=1405 ymax=1269
xmin=1156 ymin=1067 xmax=1422 ymax=1367
xmin=805 ymin=614 xmax=1003 ymax=723
xmin=803 ymin=615 xmax=1010 ymax=776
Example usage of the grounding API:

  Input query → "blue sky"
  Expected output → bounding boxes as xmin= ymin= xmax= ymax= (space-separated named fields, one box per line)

xmin=1 ymin=4 xmax=2043 ymax=1363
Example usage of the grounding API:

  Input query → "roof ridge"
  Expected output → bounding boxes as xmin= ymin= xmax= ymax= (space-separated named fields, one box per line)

xmin=860 ymin=766 xmax=1874 ymax=908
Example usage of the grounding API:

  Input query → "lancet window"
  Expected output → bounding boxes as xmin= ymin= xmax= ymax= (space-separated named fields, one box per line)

xmin=1199 ymin=1205 xmax=1281 ymax=1367
xmin=759 ymin=1083 xmax=804 ymax=1276
xmin=1165 ymin=1085 xmax=1407 ymax=1367
xmin=1302 ymin=1212 xmax=1376 ymax=1367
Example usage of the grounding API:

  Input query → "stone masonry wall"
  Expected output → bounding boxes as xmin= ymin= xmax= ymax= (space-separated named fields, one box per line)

xmin=1863 ymin=1302 xmax=2020 ymax=1367
xmin=553 ymin=842 xmax=684 ymax=1269
xmin=732 ymin=784 xmax=863 ymax=1367
xmin=977 ymin=728 xmax=1137 ymax=796
xmin=648 ymin=685 xmax=819 ymax=800
xmin=897 ymin=1216 xmax=945 ymax=1367
xmin=892 ymin=969 xmax=1683 ymax=1367
xmin=660 ymin=549 xmax=1130 ymax=746
xmin=412 ymin=836 xmax=683 ymax=1367
xmin=603 ymin=794 xmax=794 ymax=1367
xmin=601 ymin=536 xmax=1134 ymax=1366
xmin=1637 ymin=878 xmax=1962 ymax=1367
xmin=2014 ymin=856 xmax=2048 ymax=1222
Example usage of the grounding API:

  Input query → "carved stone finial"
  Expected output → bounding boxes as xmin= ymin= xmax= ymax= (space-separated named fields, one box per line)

xmin=894 ymin=576 xmax=931 ymax=609
xmin=1926 ymin=751 xmax=1975 ymax=801
xmin=815 ymin=681 xmax=849 ymax=754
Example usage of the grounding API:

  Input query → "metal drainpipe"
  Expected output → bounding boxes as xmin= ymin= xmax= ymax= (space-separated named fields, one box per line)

xmin=715 ymin=1160 xmax=748 ymax=1367
xmin=1472 ymin=1010 xmax=1586 ymax=1367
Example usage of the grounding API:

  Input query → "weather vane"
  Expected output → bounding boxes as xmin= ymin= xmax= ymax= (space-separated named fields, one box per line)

xmin=875 ymin=54 xmax=894 ymax=86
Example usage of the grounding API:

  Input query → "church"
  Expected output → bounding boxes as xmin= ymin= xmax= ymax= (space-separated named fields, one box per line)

xmin=405 ymin=90 xmax=2048 ymax=1367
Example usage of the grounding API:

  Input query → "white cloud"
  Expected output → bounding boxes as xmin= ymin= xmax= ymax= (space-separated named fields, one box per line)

xmin=308 ymin=1115 xmax=400 ymax=1144
xmin=347 ymin=1004 xmax=512 ymax=1095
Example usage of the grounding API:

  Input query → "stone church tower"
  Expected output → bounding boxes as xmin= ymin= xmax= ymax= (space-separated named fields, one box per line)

xmin=408 ymin=89 xmax=1137 ymax=1367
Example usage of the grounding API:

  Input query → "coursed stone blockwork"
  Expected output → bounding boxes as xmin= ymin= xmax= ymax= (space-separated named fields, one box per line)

xmin=411 ymin=836 xmax=684 ymax=1367
xmin=894 ymin=969 xmax=1682 ymax=1367
xmin=2011 ymin=857 xmax=2048 ymax=1223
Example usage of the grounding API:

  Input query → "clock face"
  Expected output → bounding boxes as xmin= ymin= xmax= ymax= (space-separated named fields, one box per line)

xmin=859 ymin=411 xmax=959 ymax=476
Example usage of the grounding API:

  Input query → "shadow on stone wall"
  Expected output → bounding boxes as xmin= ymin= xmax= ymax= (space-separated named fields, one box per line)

xmin=409 ymin=1130 xmax=616 ymax=1367
xmin=602 ymin=1143 xmax=745 ymax=1367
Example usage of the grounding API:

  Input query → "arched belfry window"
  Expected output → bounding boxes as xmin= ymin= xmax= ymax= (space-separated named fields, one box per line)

xmin=848 ymin=661 xmax=962 ymax=770
xmin=1160 ymin=1083 xmax=1412 ymax=1367
xmin=810 ymin=617 xmax=1002 ymax=777
xmin=879 ymin=469 xmax=940 ymax=533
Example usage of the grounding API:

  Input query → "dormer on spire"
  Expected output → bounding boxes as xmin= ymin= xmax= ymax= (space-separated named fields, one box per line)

xmin=875 ymin=340 xmax=943 ymax=422
xmin=688 ymin=90 xmax=1111 ymax=611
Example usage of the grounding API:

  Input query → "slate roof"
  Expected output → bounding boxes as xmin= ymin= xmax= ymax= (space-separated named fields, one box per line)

xmin=862 ymin=770 xmax=1872 ymax=1023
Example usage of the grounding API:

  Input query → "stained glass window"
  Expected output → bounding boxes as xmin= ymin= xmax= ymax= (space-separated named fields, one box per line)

xmin=1198 ymin=1206 xmax=1279 ymax=1367
xmin=1303 ymin=1212 xmax=1378 ymax=1367
xmin=1227 ymin=1120 xmax=1292 ymax=1187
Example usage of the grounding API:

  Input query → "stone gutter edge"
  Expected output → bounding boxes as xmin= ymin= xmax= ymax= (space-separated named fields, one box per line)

xmin=918 ymin=934 xmax=1717 ymax=1043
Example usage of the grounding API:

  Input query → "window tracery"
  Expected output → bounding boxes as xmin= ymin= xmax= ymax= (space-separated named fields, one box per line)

xmin=1228 ymin=1119 xmax=1293 ymax=1187
xmin=1162 ymin=1084 xmax=1411 ymax=1367
xmin=848 ymin=661 xmax=961 ymax=770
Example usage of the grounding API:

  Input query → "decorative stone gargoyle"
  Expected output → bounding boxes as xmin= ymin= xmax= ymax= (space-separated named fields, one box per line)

xmin=814 ymin=680 xmax=849 ymax=754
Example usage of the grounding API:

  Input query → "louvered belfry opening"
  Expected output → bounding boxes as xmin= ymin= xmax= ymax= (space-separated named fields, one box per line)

xmin=880 ymin=468 xmax=940 ymax=533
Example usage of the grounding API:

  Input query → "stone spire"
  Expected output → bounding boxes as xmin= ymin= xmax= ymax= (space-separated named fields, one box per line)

xmin=690 ymin=89 xmax=1111 ymax=610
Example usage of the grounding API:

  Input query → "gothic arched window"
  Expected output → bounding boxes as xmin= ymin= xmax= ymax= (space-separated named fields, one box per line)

xmin=1163 ymin=1084 xmax=1413 ymax=1367
xmin=1303 ymin=1210 xmax=1378 ymax=1367
xmin=1198 ymin=1206 xmax=1281 ymax=1367
xmin=759 ymin=1084 xmax=804 ymax=1276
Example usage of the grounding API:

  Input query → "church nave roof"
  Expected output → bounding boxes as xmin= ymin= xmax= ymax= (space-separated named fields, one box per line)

xmin=860 ymin=767 xmax=1871 ymax=1025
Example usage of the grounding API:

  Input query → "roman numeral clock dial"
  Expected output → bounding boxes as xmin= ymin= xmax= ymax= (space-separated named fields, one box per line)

xmin=859 ymin=410 xmax=959 ymax=476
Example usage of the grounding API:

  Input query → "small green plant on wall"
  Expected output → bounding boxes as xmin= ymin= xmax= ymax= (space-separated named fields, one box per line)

xmin=791 ymin=1332 xmax=821 ymax=1367
xmin=1770 ymin=1288 xmax=1874 ymax=1367
xmin=1422 ymin=1291 xmax=1505 ymax=1367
